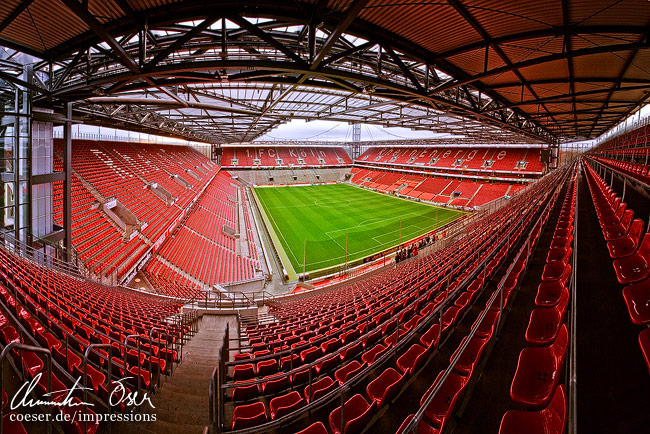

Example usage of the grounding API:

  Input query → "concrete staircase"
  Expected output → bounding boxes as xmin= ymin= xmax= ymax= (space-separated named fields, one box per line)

xmin=120 ymin=315 xmax=235 ymax=434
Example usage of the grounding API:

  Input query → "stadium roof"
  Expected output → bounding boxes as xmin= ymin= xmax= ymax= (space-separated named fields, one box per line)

xmin=1 ymin=0 xmax=649 ymax=144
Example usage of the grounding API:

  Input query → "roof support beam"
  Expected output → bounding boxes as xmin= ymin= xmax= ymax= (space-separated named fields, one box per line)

xmin=383 ymin=44 xmax=424 ymax=92
xmin=430 ymin=41 xmax=650 ymax=95
xmin=588 ymin=18 xmax=650 ymax=136
xmin=310 ymin=0 xmax=370 ymax=69
xmin=320 ymin=40 xmax=374 ymax=67
xmin=446 ymin=0 xmax=559 ymax=133
xmin=0 ymin=0 xmax=36 ymax=33
xmin=229 ymin=15 xmax=306 ymax=65
xmin=60 ymin=0 xmax=140 ymax=73
xmin=145 ymin=16 xmax=219 ymax=69
xmin=562 ymin=0 xmax=578 ymax=131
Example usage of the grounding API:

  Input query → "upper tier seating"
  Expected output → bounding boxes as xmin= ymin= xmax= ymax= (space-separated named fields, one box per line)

xmin=222 ymin=146 xmax=352 ymax=168
xmin=356 ymin=146 xmax=544 ymax=175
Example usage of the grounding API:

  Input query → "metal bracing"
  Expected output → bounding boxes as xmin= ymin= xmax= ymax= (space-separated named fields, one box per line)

xmin=1 ymin=1 xmax=649 ymax=143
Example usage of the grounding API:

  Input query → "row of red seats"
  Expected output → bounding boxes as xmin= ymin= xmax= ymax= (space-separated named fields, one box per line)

xmin=143 ymin=260 xmax=203 ymax=299
xmin=583 ymin=160 xmax=650 ymax=377
xmin=594 ymin=123 xmax=650 ymax=152
xmin=350 ymin=167 xmax=525 ymax=208
xmin=235 ymin=208 xmax=541 ymax=432
xmin=0 ymin=312 xmax=102 ymax=434
xmin=356 ymin=146 xmax=544 ymax=174
xmin=222 ymin=146 xmax=352 ymax=168
xmin=52 ymin=140 xmax=220 ymax=279
xmin=592 ymin=156 xmax=650 ymax=185
xmin=154 ymin=227 xmax=258 ymax=285
xmin=149 ymin=171 xmax=261 ymax=287
xmin=0 ymin=246 xmax=187 ymax=414
xmin=496 ymin=169 xmax=577 ymax=434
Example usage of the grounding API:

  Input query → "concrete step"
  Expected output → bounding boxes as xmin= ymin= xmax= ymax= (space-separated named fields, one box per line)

xmin=122 ymin=314 xmax=235 ymax=434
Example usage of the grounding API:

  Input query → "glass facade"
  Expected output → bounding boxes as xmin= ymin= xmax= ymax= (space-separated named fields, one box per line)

xmin=32 ymin=113 xmax=54 ymax=239
xmin=0 ymin=63 xmax=31 ymax=244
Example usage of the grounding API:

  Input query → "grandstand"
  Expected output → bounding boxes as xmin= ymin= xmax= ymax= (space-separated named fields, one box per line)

xmin=0 ymin=2 xmax=649 ymax=434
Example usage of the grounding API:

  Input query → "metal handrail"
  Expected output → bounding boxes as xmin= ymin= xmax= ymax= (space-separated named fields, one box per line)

xmin=0 ymin=342 xmax=53 ymax=434
xmin=83 ymin=343 xmax=113 ymax=434
xmin=568 ymin=164 xmax=579 ymax=434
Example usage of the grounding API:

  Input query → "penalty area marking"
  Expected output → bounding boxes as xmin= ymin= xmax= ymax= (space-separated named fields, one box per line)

xmin=304 ymin=212 xmax=461 ymax=269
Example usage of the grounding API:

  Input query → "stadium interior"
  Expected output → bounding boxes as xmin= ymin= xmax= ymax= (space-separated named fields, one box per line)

xmin=0 ymin=1 xmax=649 ymax=434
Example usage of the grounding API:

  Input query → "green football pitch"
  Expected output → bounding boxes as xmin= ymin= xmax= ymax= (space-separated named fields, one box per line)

xmin=253 ymin=183 xmax=465 ymax=279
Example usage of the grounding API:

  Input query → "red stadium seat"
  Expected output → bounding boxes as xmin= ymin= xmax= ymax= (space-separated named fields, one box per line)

xmin=361 ymin=343 xmax=387 ymax=366
xmin=304 ymin=376 xmax=336 ymax=403
xmin=233 ymin=363 xmax=255 ymax=380
xmin=261 ymin=374 xmax=290 ymax=395
xmin=541 ymin=260 xmax=570 ymax=282
xmin=296 ymin=421 xmax=329 ymax=434
xmin=622 ymin=278 xmax=650 ymax=325
xmin=340 ymin=341 xmax=363 ymax=362
xmin=510 ymin=325 xmax=568 ymax=407
xmin=366 ymin=367 xmax=405 ymax=409
xmin=535 ymin=268 xmax=570 ymax=307
xmin=269 ymin=390 xmax=304 ymax=419
xmin=602 ymin=209 xmax=634 ymax=241
xmin=441 ymin=306 xmax=461 ymax=332
xmin=420 ymin=371 xmax=468 ymax=428
xmin=613 ymin=234 xmax=650 ymax=284
xmin=232 ymin=381 xmax=260 ymax=401
xmin=607 ymin=219 xmax=644 ymax=258
xmin=21 ymin=351 xmax=44 ymax=378
xmin=420 ymin=323 xmax=441 ymax=349
xmin=334 ymin=360 xmax=364 ymax=386
xmin=256 ymin=358 xmax=278 ymax=376
xmin=395 ymin=415 xmax=439 ymax=434
xmin=396 ymin=344 xmax=428 ymax=376
xmin=232 ymin=401 xmax=267 ymax=430
xmin=450 ymin=335 xmax=490 ymax=376
xmin=471 ymin=310 xmax=499 ymax=339
xmin=291 ymin=366 xmax=311 ymax=386
xmin=279 ymin=353 xmax=299 ymax=371
xmin=59 ymin=397 xmax=100 ymax=434
xmin=499 ymin=385 xmax=566 ymax=434
xmin=315 ymin=354 xmax=339 ymax=375
xmin=328 ymin=394 xmax=373 ymax=434
xmin=301 ymin=347 xmax=321 ymax=364
xmin=525 ymin=290 xmax=569 ymax=345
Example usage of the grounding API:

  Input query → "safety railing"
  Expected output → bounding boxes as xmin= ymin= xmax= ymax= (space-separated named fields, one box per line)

xmin=0 ymin=232 xmax=81 ymax=278
xmin=568 ymin=162 xmax=579 ymax=434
